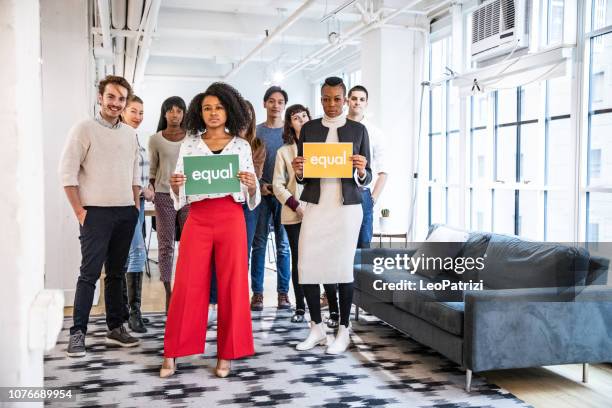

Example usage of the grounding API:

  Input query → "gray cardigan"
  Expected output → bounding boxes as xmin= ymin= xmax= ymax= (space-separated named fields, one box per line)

xmin=296 ymin=118 xmax=372 ymax=205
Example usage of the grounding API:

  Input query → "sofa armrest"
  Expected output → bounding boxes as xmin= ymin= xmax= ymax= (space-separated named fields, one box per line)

xmin=464 ymin=286 xmax=612 ymax=372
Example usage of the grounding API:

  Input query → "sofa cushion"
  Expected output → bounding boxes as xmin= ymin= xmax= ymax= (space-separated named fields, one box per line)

xmin=479 ymin=234 xmax=590 ymax=289
xmin=458 ymin=232 xmax=492 ymax=282
xmin=414 ymin=225 xmax=470 ymax=279
xmin=393 ymin=285 xmax=465 ymax=336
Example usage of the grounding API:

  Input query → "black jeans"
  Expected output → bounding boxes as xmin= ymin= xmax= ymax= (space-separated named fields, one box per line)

xmin=71 ymin=206 xmax=139 ymax=335
xmin=285 ymin=223 xmax=306 ymax=312
xmin=303 ymin=282 xmax=354 ymax=327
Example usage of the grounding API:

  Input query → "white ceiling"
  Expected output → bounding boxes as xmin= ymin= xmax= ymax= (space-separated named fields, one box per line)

xmin=97 ymin=0 xmax=447 ymax=84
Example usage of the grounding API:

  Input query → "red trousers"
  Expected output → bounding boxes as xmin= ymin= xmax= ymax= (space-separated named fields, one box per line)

xmin=163 ymin=197 xmax=254 ymax=359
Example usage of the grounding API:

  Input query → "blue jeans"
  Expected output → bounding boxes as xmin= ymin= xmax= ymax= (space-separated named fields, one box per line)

xmin=357 ymin=188 xmax=373 ymax=249
xmin=250 ymin=195 xmax=291 ymax=294
xmin=126 ymin=198 xmax=146 ymax=272
xmin=209 ymin=203 xmax=259 ymax=304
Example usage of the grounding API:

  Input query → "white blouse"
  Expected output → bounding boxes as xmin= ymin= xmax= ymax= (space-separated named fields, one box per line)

xmin=170 ymin=132 xmax=261 ymax=211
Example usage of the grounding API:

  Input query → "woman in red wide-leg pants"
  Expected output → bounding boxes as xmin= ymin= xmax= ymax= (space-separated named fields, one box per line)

xmin=163 ymin=197 xmax=254 ymax=360
xmin=160 ymin=82 xmax=260 ymax=378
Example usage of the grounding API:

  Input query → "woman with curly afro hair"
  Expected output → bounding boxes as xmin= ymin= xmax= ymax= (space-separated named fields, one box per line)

xmin=160 ymin=82 xmax=260 ymax=379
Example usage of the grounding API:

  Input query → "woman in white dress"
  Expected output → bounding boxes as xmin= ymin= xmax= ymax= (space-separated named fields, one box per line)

xmin=291 ymin=77 xmax=372 ymax=354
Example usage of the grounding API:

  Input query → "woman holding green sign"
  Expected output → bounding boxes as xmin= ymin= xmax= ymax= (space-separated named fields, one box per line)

xmin=160 ymin=82 xmax=260 ymax=379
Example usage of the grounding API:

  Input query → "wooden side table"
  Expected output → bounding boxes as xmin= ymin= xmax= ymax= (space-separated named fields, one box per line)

xmin=372 ymin=231 xmax=408 ymax=248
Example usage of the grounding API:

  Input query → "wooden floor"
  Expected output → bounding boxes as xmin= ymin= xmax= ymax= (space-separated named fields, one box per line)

xmin=63 ymin=250 xmax=612 ymax=408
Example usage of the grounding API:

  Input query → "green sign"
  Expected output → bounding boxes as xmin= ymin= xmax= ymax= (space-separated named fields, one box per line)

xmin=183 ymin=154 xmax=241 ymax=195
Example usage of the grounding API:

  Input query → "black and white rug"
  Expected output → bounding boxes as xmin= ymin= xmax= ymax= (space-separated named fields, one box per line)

xmin=45 ymin=309 xmax=530 ymax=407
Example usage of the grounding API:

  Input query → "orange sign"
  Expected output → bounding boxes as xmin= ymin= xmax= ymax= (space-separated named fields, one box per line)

xmin=303 ymin=142 xmax=353 ymax=178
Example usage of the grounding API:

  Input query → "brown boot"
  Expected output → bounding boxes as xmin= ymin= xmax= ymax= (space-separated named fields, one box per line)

xmin=163 ymin=282 xmax=172 ymax=314
xmin=278 ymin=293 xmax=291 ymax=310
xmin=250 ymin=293 xmax=263 ymax=311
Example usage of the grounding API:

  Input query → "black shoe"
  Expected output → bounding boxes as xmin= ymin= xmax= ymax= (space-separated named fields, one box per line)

xmin=326 ymin=312 xmax=339 ymax=329
xmin=128 ymin=311 xmax=147 ymax=333
xmin=105 ymin=325 xmax=140 ymax=347
xmin=66 ymin=330 xmax=86 ymax=357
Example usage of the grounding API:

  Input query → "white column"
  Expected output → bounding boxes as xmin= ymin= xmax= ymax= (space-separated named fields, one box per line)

xmin=41 ymin=0 xmax=93 ymax=305
xmin=360 ymin=25 xmax=427 ymax=236
xmin=0 ymin=0 xmax=45 ymax=399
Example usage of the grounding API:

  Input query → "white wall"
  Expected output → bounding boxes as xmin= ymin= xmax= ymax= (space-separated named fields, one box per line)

xmin=41 ymin=0 xmax=92 ymax=305
xmin=0 ymin=0 xmax=46 ymax=397
xmin=138 ymin=66 xmax=313 ymax=142
xmin=360 ymin=25 xmax=427 ymax=236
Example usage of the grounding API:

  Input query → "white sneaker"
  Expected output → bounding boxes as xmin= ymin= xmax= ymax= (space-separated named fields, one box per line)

xmin=326 ymin=324 xmax=351 ymax=354
xmin=296 ymin=322 xmax=327 ymax=351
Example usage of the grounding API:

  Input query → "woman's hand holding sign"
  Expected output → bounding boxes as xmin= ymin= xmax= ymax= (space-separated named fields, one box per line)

xmin=351 ymin=154 xmax=367 ymax=178
xmin=170 ymin=173 xmax=187 ymax=196
xmin=292 ymin=156 xmax=304 ymax=178
xmin=238 ymin=171 xmax=257 ymax=196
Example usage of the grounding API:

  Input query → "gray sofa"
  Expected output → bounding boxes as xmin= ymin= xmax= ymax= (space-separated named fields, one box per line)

xmin=353 ymin=225 xmax=612 ymax=391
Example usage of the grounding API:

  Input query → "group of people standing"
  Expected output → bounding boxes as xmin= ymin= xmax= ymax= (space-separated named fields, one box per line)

xmin=59 ymin=74 xmax=388 ymax=379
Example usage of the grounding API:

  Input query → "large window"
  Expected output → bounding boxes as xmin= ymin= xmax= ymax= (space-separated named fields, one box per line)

xmin=425 ymin=37 xmax=462 ymax=230
xmin=585 ymin=27 xmax=612 ymax=242
xmin=420 ymin=0 xmax=612 ymax=243
xmin=466 ymin=78 xmax=572 ymax=241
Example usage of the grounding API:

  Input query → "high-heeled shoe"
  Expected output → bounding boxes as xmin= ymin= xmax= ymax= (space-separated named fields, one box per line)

xmin=159 ymin=358 xmax=177 ymax=378
xmin=215 ymin=359 xmax=231 ymax=378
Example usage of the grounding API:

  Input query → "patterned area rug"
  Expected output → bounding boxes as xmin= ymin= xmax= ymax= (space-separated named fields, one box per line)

xmin=45 ymin=309 xmax=530 ymax=407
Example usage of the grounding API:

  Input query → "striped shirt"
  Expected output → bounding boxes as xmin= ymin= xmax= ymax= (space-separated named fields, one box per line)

xmin=95 ymin=112 xmax=122 ymax=129
xmin=136 ymin=136 xmax=149 ymax=190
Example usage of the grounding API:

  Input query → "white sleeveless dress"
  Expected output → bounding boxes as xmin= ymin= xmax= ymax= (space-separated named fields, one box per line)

xmin=297 ymin=114 xmax=363 ymax=284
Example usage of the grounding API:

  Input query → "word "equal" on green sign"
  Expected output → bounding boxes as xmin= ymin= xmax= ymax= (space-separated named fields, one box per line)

xmin=183 ymin=154 xmax=241 ymax=195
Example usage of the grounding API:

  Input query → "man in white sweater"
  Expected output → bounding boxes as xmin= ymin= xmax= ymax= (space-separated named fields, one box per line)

xmin=347 ymin=85 xmax=389 ymax=248
xmin=59 ymin=75 xmax=142 ymax=357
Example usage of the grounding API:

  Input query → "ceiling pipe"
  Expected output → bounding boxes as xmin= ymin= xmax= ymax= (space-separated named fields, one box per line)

xmin=91 ymin=27 xmax=146 ymax=38
xmin=111 ymin=0 xmax=127 ymax=76
xmin=111 ymin=0 xmax=127 ymax=28
xmin=95 ymin=0 xmax=114 ymax=73
xmin=223 ymin=0 xmax=317 ymax=80
xmin=133 ymin=0 xmax=162 ymax=90
xmin=282 ymin=0 xmax=425 ymax=79
xmin=127 ymin=0 xmax=145 ymax=30
xmin=320 ymin=0 xmax=358 ymax=22
xmin=145 ymin=74 xmax=223 ymax=82
xmin=125 ymin=0 xmax=151 ymax=83
xmin=114 ymin=37 xmax=126 ymax=77
xmin=282 ymin=19 xmax=370 ymax=78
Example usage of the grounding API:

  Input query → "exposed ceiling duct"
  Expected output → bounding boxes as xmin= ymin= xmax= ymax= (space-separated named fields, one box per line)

xmin=281 ymin=0 xmax=426 ymax=80
xmin=223 ymin=0 xmax=317 ymax=80
xmin=92 ymin=0 xmax=158 ymax=90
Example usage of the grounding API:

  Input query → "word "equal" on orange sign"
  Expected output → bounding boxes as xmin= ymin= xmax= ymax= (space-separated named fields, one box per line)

xmin=303 ymin=142 xmax=354 ymax=178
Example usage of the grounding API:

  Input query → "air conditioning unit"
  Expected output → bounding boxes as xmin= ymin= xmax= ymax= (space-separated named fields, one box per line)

xmin=471 ymin=0 xmax=531 ymax=63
